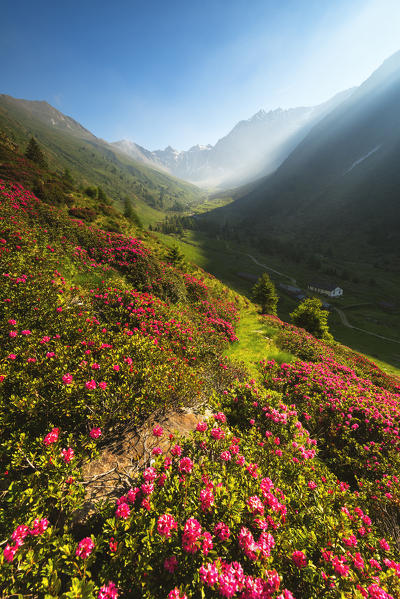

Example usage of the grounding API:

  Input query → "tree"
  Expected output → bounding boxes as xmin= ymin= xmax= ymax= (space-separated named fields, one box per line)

xmin=290 ymin=297 xmax=332 ymax=340
xmin=97 ymin=186 xmax=109 ymax=203
xmin=166 ymin=244 xmax=184 ymax=266
xmin=123 ymin=198 xmax=142 ymax=227
xmin=252 ymin=273 xmax=278 ymax=315
xmin=25 ymin=137 xmax=47 ymax=168
xmin=62 ymin=168 xmax=74 ymax=189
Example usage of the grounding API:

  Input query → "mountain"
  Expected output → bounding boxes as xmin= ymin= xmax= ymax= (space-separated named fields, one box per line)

xmin=0 ymin=94 xmax=204 ymax=222
xmin=112 ymin=89 xmax=354 ymax=189
xmin=209 ymin=51 xmax=400 ymax=258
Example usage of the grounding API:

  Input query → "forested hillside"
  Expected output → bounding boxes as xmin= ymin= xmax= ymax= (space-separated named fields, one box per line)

xmin=0 ymin=94 xmax=205 ymax=221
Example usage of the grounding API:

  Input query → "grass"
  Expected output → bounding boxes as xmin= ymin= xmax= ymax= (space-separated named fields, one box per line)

xmin=0 ymin=95 xmax=205 ymax=225
xmin=154 ymin=227 xmax=400 ymax=373
xmin=225 ymin=307 xmax=294 ymax=378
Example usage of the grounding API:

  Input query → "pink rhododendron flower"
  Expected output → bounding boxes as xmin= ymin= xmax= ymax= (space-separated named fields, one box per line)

xmin=214 ymin=521 xmax=230 ymax=541
xmin=90 ymin=427 xmax=102 ymax=439
xmin=43 ymin=427 xmax=60 ymax=445
xmin=115 ymin=502 xmax=130 ymax=519
xmin=182 ymin=517 xmax=202 ymax=553
xmin=30 ymin=518 xmax=49 ymax=536
xmin=157 ymin=514 xmax=178 ymax=538
xmin=98 ymin=581 xmax=118 ymax=599
xmin=140 ymin=482 xmax=154 ymax=495
xmin=199 ymin=562 xmax=219 ymax=586
xmin=126 ymin=487 xmax=139 ymax=503
xmin=153 ymin=425 xmax=163 ymax=437
xmin=143 ymin=467 xmax=157 ymax=482
xmin=168 ymin=589 xmax=187 ymax=599
xmin=220 ymin=450 xmax=232 ymax=461
xmin=76 ymin=537 xmax=94 ymax=559
xmin=247 ymin=495 xmax=264 ymax=515
xmin=11 ymin=524 xmax=30 ymax=544
xmin=211 ymin=427 xmax=225 ymax=440
xmin=200 ymin=487 xmax=215 ymax=511
xmin=61 ymin=447 xmax=74 ymax=463
xmin=292 ymin=550 xmax=307 ymax=568
xmin=379 ymin=538 xmax=390 ymax=551
xmin=3 ymin=543 xmax=18 ymax=562
xmin=367 ymin=584 xmax=394 ymax=599
xmin=179 ymin=457 xmax=193 ymax=474
xmin=213 ymin=411 xmax=226 ymax=422
xmin=202 ymin=532 xmax=213 ymax=556
xmin=171 ymin=444 xmax=182 ymax=456
xmin=196 ymin=421 xmax=207 ymax=432
xmin=85 ymin=379 xmax=97 ymax=390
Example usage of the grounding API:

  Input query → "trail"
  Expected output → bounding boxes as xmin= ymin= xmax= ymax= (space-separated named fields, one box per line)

xmin=246 ymin=253 xmax=400 ymax=345
xmin=247 ymin=254 xmax=297 ymax=284
xmin=334 ymin=308 xmax=400 ymax=344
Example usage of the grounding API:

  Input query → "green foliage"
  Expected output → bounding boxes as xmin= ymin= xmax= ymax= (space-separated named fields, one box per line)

xmin=62 ymin=168 xmax=74 ymax=189
xmin=252 ymin=272 xmax=278 ymax=315
xmin=290 ymin=297 xmax=332 ymax=340
xmin=166 ymin=244 xmax=185 ymax=266
xmin=123 ymin=197 xmax=142 ymax=227
xmin=84 ymin=185 xmax=98 ymax=198
xmin=25 ymin=136 xmax=47 ymax=168
xmin=0 ymin=95 xmax=206 ymax=222
xmin=1 ymin=169 xmax=400 ymax=598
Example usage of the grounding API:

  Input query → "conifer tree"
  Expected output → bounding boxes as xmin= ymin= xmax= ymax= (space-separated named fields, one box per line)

xmin=62 ymin=168 xmax=74 ymax=189
xmin=123 ymin=198 xmax=142 ymax=227
xmin=25 ymin=137 xmax=47 ymax=168
xmin=252 ymin=272 xmax=278 ymax=315
xmin=166 ymin=244 xmax=184 ymax=266
xmin=290 ymin=297 xmax=332 ymax=340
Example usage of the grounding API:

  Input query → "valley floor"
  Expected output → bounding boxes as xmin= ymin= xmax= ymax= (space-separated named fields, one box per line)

xmin=154 ymin=229 xmax=400 ymax=374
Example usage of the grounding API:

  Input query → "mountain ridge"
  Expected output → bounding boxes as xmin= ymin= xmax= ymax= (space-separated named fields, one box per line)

xmin=207 ymin=51 xmax=400 ymax=259
xmin=112 ymin=88 xmax=355 ymax=189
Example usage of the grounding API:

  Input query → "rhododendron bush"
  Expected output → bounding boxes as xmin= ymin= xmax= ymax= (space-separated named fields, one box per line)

xmin=1 ymin=180 xmax=400 ymax=598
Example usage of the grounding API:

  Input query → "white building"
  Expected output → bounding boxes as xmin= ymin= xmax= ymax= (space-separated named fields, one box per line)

xmin=308 ymin=282 xmax=343 ymax=298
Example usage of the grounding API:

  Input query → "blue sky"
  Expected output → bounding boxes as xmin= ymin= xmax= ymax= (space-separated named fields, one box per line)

xmin=2 ymin=0 xmax=400 ymax=149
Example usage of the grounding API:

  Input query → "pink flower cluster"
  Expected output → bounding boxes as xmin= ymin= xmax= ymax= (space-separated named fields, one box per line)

xmin=157 ymin=514 xmax=178 ymax=538
xmin=98 ymin=581 xmax=118 ymax=599
xmin=4 ymin=518 xmax=49 ymax=562
xmin=76 ymin=537 xmax=95 ymax=559
xmin=43 ymin=427 xmax=59 ymax=445
xmin=199 ymin=560 xmax=283 ymax=598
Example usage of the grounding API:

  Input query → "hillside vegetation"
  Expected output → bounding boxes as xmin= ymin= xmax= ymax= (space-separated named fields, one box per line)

xmin=0 ymin=95 xmax=205 ymax=223
xmin=1 ymin=148 xmax=400 ymax=599
xmin=203 ymin=52 xmax=400 ymax=263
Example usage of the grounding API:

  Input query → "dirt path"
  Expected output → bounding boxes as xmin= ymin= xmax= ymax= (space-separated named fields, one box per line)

xmin=247 ymin=254 xmax=297 ymax=284
xmin=247 ymin=253 xmax=400 ymax=345
xmin=334 ymin=307 xmax=400 ymax=344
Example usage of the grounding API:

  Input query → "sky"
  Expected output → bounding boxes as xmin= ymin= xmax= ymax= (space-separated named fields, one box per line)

xmin=2 ymin=0 xmax=400 ymax=150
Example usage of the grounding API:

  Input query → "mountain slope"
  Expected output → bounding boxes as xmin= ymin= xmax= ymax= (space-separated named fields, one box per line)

xmin=112 ymin=89 xmax=354 ymax=189
xmin=1 ymin=170 xmax=400 ymax=598
xmin=211 ymin=51 xmax=400 ymax=258
xmin=0 ymin=94 xmax=205 ymax=221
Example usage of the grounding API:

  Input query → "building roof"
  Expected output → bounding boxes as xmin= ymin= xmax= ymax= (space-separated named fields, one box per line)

xmin=308 ymin=281 xmax=341 ymax=292
xmin=278 ymin=283 xmax=302 ymax=294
